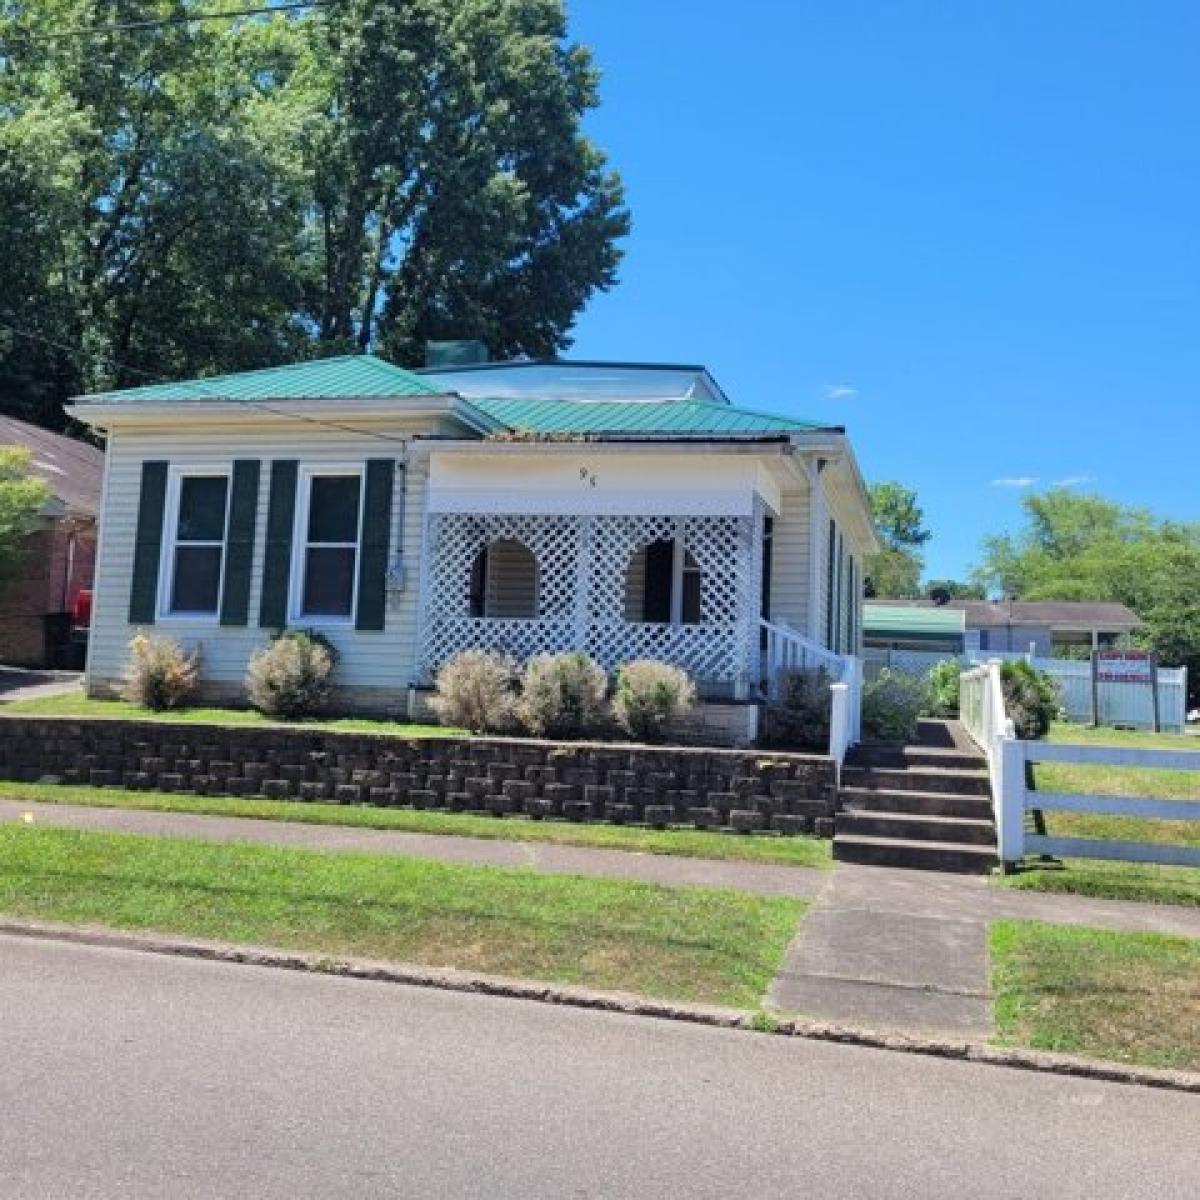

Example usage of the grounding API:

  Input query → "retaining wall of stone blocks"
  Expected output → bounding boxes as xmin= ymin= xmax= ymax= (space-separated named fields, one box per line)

xmin=0 ymin=718 xmax=837 ymax=837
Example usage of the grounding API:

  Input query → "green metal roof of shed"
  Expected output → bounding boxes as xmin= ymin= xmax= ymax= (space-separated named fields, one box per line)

xmin=863 ymin=603 xmax=965 ymax=639
xmin=78 ymin=355 xmax=441 ymax=404
xmin=470 ymin=396 xmax=831 ymax=435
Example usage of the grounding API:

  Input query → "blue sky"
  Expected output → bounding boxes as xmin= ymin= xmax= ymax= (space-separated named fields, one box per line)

xmin=565 ymin=1 xmax=1200 ymax=580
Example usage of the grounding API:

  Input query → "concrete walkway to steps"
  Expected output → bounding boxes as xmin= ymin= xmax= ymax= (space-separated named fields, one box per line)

xmin=768 ymin=862 xmax=1200 ymax=1038
xmin=2 ymin=796 xmax=1198 ymax=1037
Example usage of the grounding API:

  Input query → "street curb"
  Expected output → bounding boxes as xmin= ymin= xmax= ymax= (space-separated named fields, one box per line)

xmin=2 ymin=917 xmax=1197 ymax=1095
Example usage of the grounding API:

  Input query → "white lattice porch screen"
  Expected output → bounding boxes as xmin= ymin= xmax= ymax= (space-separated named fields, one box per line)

xmin=418 ymin=509 xmax=764 ymax=692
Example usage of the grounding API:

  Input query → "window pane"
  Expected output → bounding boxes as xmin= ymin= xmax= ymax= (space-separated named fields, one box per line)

xmin=171 ymin=545 xmax=222 ymax=612
xmin=177 ymin=476 xmax=228 ymax=542
xmin=302 ymin=547 xmax=355 ymax=616
xmin=307 ymin=475 xmax=360 ymax=543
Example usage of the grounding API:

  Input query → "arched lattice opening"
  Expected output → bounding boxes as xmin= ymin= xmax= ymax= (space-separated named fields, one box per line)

xmin=624 ymin=538 xmax=702 ymax=625
xmin=469 ymin=538 xmax=539 ymax=618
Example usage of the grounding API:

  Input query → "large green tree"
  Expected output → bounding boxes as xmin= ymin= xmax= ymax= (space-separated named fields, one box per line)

xmin=0 ymin=447 xmax=51 ymax=587
xmin=0 ymin=0 xmax=628 ymax=425
xmin=865 ymin=481 xmax=930 ymax=599
xmin=974 ymin=489 xmax=1200 ymax=705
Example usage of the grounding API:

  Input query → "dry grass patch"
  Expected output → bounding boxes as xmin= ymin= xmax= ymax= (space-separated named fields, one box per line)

xmin=990 ymin=920 xmax=1200 ymax=1072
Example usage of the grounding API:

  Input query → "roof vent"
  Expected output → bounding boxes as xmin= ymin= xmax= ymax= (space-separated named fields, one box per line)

xmin=425 ymin=340 xmax=489 ymax=368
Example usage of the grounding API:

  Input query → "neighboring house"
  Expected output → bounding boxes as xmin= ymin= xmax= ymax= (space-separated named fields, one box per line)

xmin=68 ymin=355 xmax=878 ymax=742
xmin=864 ymin=598 xmax=1140 ymax=659
xmin=0 ymin=416 xmax=103 ymax=668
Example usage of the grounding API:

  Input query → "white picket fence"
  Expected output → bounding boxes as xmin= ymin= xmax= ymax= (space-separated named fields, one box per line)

xmin=867 ymin=646 xmax=1188 ymax=733
xmin=960 ymin=663 xmax=1200 ymax=868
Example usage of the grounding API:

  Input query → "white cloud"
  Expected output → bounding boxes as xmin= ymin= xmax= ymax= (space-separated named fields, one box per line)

xmin=823 ymin=384 xmax=858 ymax=401
xmin=991 ymin=476 xmax=1038 ymax=488
xmin=1052 ymin=474 xmax=1093 ymax=487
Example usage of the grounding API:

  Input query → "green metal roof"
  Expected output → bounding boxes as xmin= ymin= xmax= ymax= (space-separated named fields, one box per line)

xmin=863 ymin=603 xmax=965 ymax=640
xmin=470 ymin=397 xmax=831 ymax=436
xmin=74 ymin=354 xmax=831 ymax=438
xmin=78 ymin=355 xmax=441 ymax=404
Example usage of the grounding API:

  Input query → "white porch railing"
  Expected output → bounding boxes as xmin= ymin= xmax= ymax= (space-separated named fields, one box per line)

xmin=961 ymin=662 xmax=1200 ymax=868
xmin=761 ymin=619 xmax=862 ymax=769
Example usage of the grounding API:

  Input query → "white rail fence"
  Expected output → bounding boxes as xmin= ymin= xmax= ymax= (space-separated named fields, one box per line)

xmin=960 ymin=663 xmax=1200 ymax=868
xmin=761 ymin=619 xmax=862 ymax=772
xmin=869 ymin=647 xmax=1188 ymax=733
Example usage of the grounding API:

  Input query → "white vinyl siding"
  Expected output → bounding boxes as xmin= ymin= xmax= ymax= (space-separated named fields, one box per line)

xmin=767 ymin=482 xmax=811 ymax=631
xmin=86 ymin=424 xmax=431 ymax=694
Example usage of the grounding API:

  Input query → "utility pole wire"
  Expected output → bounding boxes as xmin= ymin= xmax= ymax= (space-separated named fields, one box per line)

xmin=4 ymin=2 xmax=327 ymax=43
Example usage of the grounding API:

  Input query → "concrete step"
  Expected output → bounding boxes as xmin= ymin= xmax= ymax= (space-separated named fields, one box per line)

xmin=832 ymin=834 xmax=998 ymax=874
xmin=838 ymin=786 xmax=994 ymax=820
xmin=835 ymin=808 xmax=996 ymax=847
xmin=847 ymin=744 xmax=985 ymax=772
xmin=840 ymin=765 xmax=992 ymax=797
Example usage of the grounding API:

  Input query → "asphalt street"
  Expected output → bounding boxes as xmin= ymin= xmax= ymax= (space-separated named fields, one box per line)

xmin=1 ymin=934 xmax=1195 ymax=1199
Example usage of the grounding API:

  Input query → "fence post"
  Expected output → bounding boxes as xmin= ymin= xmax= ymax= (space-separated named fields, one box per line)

xmin=994 ymin=736 xmax=1026 ymax=870
xmin=829 ymin=681 xmax=850 ymax=779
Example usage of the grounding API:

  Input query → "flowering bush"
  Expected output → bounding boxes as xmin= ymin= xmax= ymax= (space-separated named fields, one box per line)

xmin=430 ymin=649 xmax=518 ymax=733
xmin=611 ymin=660 xmax=697 ymax=743
xmin=122 ymin=633 xmax=200 ymax=711
xmin=245 ymin=630 xmax=337 ymax=719
xmin=518 ymin=652 xmax=609 ymax=739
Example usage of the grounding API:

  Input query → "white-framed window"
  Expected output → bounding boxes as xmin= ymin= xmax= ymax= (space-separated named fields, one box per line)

xmin=159 ymin=469 xmax=231 ymax=618
xmin=291 ymin=466 xmax=364 ymax=622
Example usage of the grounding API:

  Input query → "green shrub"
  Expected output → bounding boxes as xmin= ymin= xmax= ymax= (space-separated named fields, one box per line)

xmin=862 ymin=668 xmax=928 ymax=742
xmin=760 ymin=667 xmax=831 ymax=751
xmin=1000 ymin=660 xmax=1060 ymax=739
xmin=122 ymin=633 xmax=200 ymax=711
xmin=926 ymin=658 xmax=963 ymax=717
xmin=430 ymin=649 xmax=517 ymax=734
xmin=611 ymin=660 xmax=697 ymax=743
xmin=245 ymin=630 xmax=337 ymax=719
xmin=518 ymin=652 xmax=609 ymax=739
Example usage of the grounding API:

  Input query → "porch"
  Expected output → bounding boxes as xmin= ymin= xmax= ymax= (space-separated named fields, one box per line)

xmin=416 ymin=509 xmax=767 ymax=699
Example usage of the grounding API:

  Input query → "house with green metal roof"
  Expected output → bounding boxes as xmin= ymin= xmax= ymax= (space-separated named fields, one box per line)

xmin=68 ymin=353 xmax=879 ymax=743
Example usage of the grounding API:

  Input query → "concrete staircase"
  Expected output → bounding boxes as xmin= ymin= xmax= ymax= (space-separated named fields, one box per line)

xmin=833 ymin=719 xmax=998 ymax=874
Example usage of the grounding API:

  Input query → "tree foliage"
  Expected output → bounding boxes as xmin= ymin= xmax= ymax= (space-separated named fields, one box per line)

xmin=923 ymin=578 xmax=984 ymax=601
xmin=0 ymin=0 xmax=628 ymax=426
xmin=974 ymin=489 xmax=1200 ymax=705
xmin=865 ymin=481 xmax=929 ymax=598
xmin=0 ymin=446 xmax=53 ymax=586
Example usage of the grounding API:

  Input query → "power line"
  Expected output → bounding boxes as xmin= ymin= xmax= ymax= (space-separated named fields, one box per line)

xmin=0 ymin=317 xmax=425 ymax=449
xmin=5 ymin=2 xmax=327 ymax=44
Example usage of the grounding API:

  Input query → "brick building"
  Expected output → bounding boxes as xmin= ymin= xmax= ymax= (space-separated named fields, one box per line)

xmin=0 ymin=417 xmax=103 ymax=668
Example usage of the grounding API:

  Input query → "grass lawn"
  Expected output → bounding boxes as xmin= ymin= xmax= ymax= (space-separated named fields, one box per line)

xmin=0 ymin=780 xmax=833 ymax=869
xmin=0 ymin=825 xmax=804 ymax=1008
xmin=1 ymin=689 xmax=459 ymax=738
xmin=990 ymin=920 xmax=1200 ymax=1072
xmin=1001 ymin=722 xmax=1200 ymax=908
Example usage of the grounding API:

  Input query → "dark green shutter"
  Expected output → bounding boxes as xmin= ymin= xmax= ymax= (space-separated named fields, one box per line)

xmin=355 ymin=458 xmax=395 ymax=631
xmin=129 ymin=460 xmax=169 ymax=624
xmin=219 ymin=459 xmax=260 ymax=627
xmin=258 ymin=460 xmax=298 ymax=629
